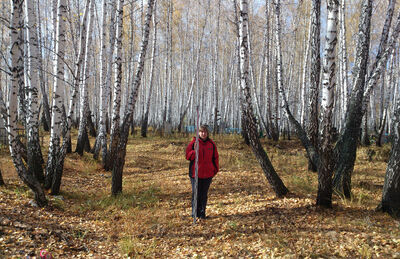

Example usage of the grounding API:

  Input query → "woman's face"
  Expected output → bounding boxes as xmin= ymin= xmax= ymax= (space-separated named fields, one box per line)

xmin=199 ymin=128 xmax=208 ymax=140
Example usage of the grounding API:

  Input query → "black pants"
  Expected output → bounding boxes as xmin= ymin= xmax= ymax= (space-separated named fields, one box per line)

xmin=190 ymin=177 xmax=212 ymax=218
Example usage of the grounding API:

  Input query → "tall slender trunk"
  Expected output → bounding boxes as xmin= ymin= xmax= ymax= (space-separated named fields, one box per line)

xmin=141 ymin=0 xmax=157 ymax=138
xmin=106 ymin=0 xmax=124 ymax=171
xmin=332 ymin=0 xmax=372 ymax=198
xmin=177 ymin=1 xmax=210 ymax=133
xmin=377 ymin=98 xmax=400 ymax=218
xmin=75 ymin=0 xmax=94 ymax=155
xmin=36 ymin=0 xmax=51 ymax=132
xmin=25 ymin=0 xmax=44 ymax=183
xmin=334 ymin=0 xmax=400 ymax=197
xmin=45 ymin=0 xmax=68 ymax=191
xmin=93 ymin=0 xmax=108 ymax=163
xmin=317 ymin=0 xmax=338 ymax=208
xmin=213 ymin=0 xmax=221 ymax=134
xmin=239 ymin=0 xmax=288 ymax=197
xmin=300 ymin=19 xmax=312 ymax=127
xmin=9 ymin=0 xmax=47 ymax=206
xmin=111 ymin=0 xmax=155 ymax=195
xmin=307 ymin=0 xmax=321 ymax=172
xmin=338 ymin=0 xmax=349 ymax=130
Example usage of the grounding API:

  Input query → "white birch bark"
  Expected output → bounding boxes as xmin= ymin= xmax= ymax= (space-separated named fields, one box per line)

xmin=25 ymin=0 xmax=44 ymax=182
xmin=94 ymin=0 xmax=108 ymax=162
xmin=239 ymin=0 xmax=288 ymax=197
xmin=75 ymin=0 xmax=93 ymax=155
xmin=111 ymin=0 xmax=155 ymax=195
xmin=338 ymin=0 xmax=349 ymax=128
xmin=45 ymin=0 xmax=68 ymax=190
xmin=318 ymin=0 xmax=338 ymax=208
xmin=300 ymin=19 xmax=312 ymax=126
xmin=212 ymin=0 xmax=221 ymax=134
xmin=9 ymin=0 xmax=47 ymax=206
xmin=177 ymin=0 xmax=210 ymax=132
xmin=141 ymin=0 xmax=157 ymax=138
xmin=106 ymin=0 xmax=124 ymax=171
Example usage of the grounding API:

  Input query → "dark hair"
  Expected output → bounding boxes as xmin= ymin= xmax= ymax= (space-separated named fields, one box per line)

xmin=199 ymin=124 xmax=209 ymax=134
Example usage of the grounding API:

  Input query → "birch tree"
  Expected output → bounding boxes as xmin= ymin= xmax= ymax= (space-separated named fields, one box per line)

xmin=333 ymin=0 xmax=400 ymax=197
xmin=317 ymin=0 xmax=338 ymax=208
xmin=45 ymin=0 xmax=68 ymax=191
xmin=105 ymin=0 xmax=124 ymax=171
xmin=75 ymin=0 xmax=93 ymax=155
xmin=8 ymin=0 xmax=47 ymax=206
xmin=239 ymin=0 xmax=288 ymax=197
xmin=93 ymin=0 xmax=109 ymax=163
xmin=307 ymin=0 xmax=321 ymax=172
xmin=141 ymin=0 xmax=157 ymax=138
xmin=377 ymin=98 xmax=400 ymax=218
xmin=212 ymin=0 xmax=221 ymax=134
xmin=111 ymin=0 xmax=155 ymax=195
xmin=25 ymin=0 xmax=44 ymax=182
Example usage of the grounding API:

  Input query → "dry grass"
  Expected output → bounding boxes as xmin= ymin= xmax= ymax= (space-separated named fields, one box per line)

xmin=0 ymin=131 xmax=399 ymax=258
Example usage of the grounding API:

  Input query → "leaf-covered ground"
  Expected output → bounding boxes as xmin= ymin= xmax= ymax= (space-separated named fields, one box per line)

xmin=1 ymin=133 xmax=400 ymax=258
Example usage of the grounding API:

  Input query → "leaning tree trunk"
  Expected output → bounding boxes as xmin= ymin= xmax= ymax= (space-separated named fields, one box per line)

xmin=271 ymin=0 xmax=321 ymax=172
xmin=332 ymin=0 xmax=372 ymax=198
xmin=317 ymin=0 xmax=338 ymax=208
xmin=9 ymin=0 xmax=47 ymax=206
xmin=334 ymin=0 xmax=400 ymax=197
xmin=307 ymin=0 xmax=321 ymax=172
xmin=141 ymin=1 xmax=157 ymax=138
xmin=111 ymin=0 xmax=155 ymax=195
xmin=377 ymin=100 xmax=400 ymax=218
xmin=25 ymin=0 xmax=45 ymax=183
xmin=239 ymin=0 xmax=288 ymax=197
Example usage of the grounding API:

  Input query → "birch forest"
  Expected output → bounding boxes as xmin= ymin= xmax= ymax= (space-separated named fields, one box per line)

xmin=1 ymin=0 xmax=400 ymax=257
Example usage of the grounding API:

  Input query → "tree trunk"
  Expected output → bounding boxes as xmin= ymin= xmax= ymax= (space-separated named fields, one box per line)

xmin=45 ymin=0 xmax=68 ymax=190
xmin=75 ymin=0 xmax=94 ymax=156
xmin=239 ymin=0 xmax=288 ymax=197
xmin=105 ymin=0 xmax=124 ymax=171
xmin=376 ymin=108 xmax=388 ymax=147
xmin=9 ymin=0 xmax=47 ymax=206
xmin=0 ymin=168 xmax=4 ymax=186
xmin=25 ymin=0 xmax=44 ymax=183
xmin=93 ymin=0 xmax=108 ymax=162
xmin=307 ymin=0 xmax=321 ymax=172
xmin=317 ymin=0 xmax=338 ymax=208
xmin=111 ymin=0 xmax=155 ymax=195
xmin=213 ymin=0 xmax=221 ymax=134
xmin=377 ymin=101 xmax=400 ymax=218
xmin=333 ymin=0 xmax=372 ymax=198
xmin=361 ymin=112 xmax=371 ymax=146
xmin=141 ymin=2 xmax=157 ymax=138
xmin=333 ymin=0 xmax=400 ymax=197
xmin=36 ymin=0 xmax=51 ymax=132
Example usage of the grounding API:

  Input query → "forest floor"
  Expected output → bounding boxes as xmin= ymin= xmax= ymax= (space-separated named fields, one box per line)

xmin=0 ymin=132 xmax=400 ymax=258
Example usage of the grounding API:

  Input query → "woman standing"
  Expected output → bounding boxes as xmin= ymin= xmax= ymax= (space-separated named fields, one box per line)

xmin=185 ymin=125 xmax=219 ymax=220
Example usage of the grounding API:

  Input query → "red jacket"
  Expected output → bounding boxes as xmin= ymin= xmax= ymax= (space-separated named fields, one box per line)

xmin=185 ymin=137 xmax=219 ymax=179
